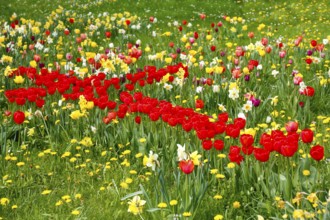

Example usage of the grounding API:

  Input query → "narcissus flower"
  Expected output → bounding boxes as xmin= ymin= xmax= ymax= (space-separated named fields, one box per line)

xmin=143 ymin=151 xmax=159 ymax=171
xmin=127 ymin=196 xmax=146 ymax=215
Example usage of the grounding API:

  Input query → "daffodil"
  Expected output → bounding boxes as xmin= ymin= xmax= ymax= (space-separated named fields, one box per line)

xmin=127 ymin=196 xmax=146 ymax=215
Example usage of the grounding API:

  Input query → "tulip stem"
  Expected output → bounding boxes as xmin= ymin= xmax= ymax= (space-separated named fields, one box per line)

xmin=185 ymin=174 xmax=189 ymax=211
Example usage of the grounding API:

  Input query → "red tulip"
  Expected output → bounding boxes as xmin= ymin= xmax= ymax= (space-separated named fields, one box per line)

xmin=13 ymin=111 xmax=25 ymax=124
xmin=234 ymin=118 xmax=246 ymax=130
xmin=33 ymin=54 xmax=41 ymax=62
xmin=310 ymin=40 xmax=317 ymax=47
xmin=64 ymin=28 xmax=70 ymax=35
xmin=261 ymin=37 xmax=268 ymax=46
xmin=226 ymin=124 xmax=240 ymax=138
xmin=194 ymin=32 xmax=199 ymax=39
xmin=36 ymin=99 xmax=45 ymax=108
xmin=214 ymin=122 xmax=226 ymax=134
xmin=305 ymin=58 xmax=312 ymax=64
xmin=300 ymin=129 xmax=314 ymax=143
xmin=280 ymin=143 xmax=298 ymax=157
xmin=300 ymin=86 xmax=315 ymax=97
xmin=248 ymin=32 xmax=254 ymax=38
xmin=285 ymin=121 xmax=298 ymax=133
xmin=254 ymin=148 xmax=270 ymax=162
xmin=182 ymin=121 xmax=193 ymax=132
xmin=195 ymin=99 xmax=204 ymax=109
xmin=242 ymin=146 xmax=254 ymax=155
xmin=199 ymin=13 xmax=206 ymax=20
xmin=213 ymin=139 xmax=224 ymax=150
xmin=240 ymin=134 xmax=254 ymax=147
xmin=179 ymin=160 xmax=194 ymax=174
xmin=235 ymin=46 xmax=244 ymax=57
xmin=202 ymin=140 xmax=213 ymax=150
xmin=105 ymin=31 xmax=111 ymax=38
xmin=310 ymin=145 xmax=324 ymax=161
xmin=135 ymin=116 xmax=141 ymax=124
xmin=4 ymin=110 xmax=11 ymax=117
xmin=218 ymin=112 xmax=229 ymax=123
xmin=229 ymin=145 xmax=240 ymax=154
xmin=103 ymin=112 xmax=117 ymax=124
xmin=228 ymin=146 xmax=244 ymax=164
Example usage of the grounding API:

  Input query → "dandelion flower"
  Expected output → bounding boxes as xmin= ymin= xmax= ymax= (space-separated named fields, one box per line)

xmin=233 ymin=201 xmax=241 ymax=208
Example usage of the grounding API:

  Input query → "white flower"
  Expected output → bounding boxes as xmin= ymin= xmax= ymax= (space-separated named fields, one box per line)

xmin=163 ymin=83 xmax=173 ymax=91
xmin=109 ymin=43 xmax=114 ymax=48
xmin=312 ymin=56 xmax=321 ymax=64
xmin=271 ymin=70 xmax=279 ymax=77
xmin=52 ymin=31 xmax=58 ymax=37
xmin=91 ymin=126 xmax=96 ymax=133
xmin=187 ymin=23 xmax=192 ymax=28
xmin=212 ymin=85 xmax=220 ymax=93
xmin=180 ymin=53 xmax=187 ymax=61
xmin=35 ymin=42 xmax=44 ymax=50
xmin=228 ymin=88 xmax=239 ymax=100
xmin=247 ymin=43 xmax=255 ymax=51
xmin=177 ymin=144 xmax=188 ymax=161
xmin=146 ymin=151 xmax=159 ymax=171
xmin=323 ymin=39 xmax=329 ymax=45
xmin=173 ymin=77 xmax=184 ymax=87
xmin=152 ymin=31 xmax=157 ymax=37
xmin=266 ymin=116 xmax=272 ymax=123
xmin=118 ymin=29 xmax=126 ymax=34
xmin=242 ymin=101 xmax=253 ymax=112
xmin=299 ymin=81 xmax=307 ymax=93
xmin=257 ymin=64 xmax=263 ymax=70
xmin=47 ymin=36 xmax=53 ymax=44
xmin=199 ymin=61 xmax=205 ymax=68
xmin=136 ymin=39 xmax=141 ymax=45
xmin=238 ymin=112 xmax=246 ymax=120
xmin=173 ymin=21 xmax=179 ymax=26
xmin=196 ymin=86 xmax=203 ymax=93
xmin=218 ymin=104 xmax=226 ymax=112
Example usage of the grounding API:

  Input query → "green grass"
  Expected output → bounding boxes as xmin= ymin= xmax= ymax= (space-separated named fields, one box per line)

xmin=0 ymin=0 xmax=330 ymax=219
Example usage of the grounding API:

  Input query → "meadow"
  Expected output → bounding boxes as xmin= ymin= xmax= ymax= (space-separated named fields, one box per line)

xmin=0 ymin=0 xmax=330 ymax=219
